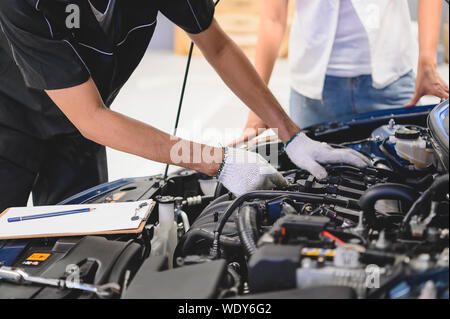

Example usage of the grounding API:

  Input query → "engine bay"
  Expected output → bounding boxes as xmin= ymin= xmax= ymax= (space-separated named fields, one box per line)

xmin=0 ymin=101 xmax=448 ymax=299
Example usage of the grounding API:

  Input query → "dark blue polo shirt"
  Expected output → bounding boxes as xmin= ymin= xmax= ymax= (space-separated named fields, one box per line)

xmin=0 ymin=0 xmax=215 ymax=171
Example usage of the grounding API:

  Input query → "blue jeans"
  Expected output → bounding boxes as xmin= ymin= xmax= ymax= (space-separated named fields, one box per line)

xmin=289 ymin=71 xmax=416 ymax=128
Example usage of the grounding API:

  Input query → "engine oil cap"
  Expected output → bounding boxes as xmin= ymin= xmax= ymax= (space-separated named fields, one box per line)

xmin=395 ymin=128 xmax=420 ymax=140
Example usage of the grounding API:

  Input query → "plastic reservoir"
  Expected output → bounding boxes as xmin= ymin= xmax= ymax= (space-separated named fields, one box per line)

xmin=390 ymin=129 xmax=435 ymax=169
xmin=151 ymin=196 xmax=178 ymax=268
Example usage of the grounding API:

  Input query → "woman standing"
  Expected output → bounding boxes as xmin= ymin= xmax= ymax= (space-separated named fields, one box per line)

xmin=234 ymin=0 xmax=449 ymax=143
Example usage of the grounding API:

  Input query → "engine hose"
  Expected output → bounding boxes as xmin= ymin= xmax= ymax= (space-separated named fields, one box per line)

xmin=184 ymin=195 xmax=214 ymax=207
xmin=181 ymin=228 xmax=240 ymax=256
xmin=219 ymin=264 xmax=241 ymax=298
xmin=195 ymin=200 xmax=233 ymax=225
xmin=402 ymin=174 xmax=449 ymax=228
xmin=226 ymin=265 xmax=241 ymax=293
xmin=211 ymin=191 xmax=359 ymax=259
xmin=204 ymin=193 xmax=233 ymax=211
xmin=404 ymin=174 xmax=434 ymax=191
xmin=379 ymin=139 xmax=434 ymax=175
xmin=236 ymin=206 xmax=259 ymax=257
xmin=214 ymin=182 xmax=230 ymax=199
xmin=379 ymin=139 xmax=405 ymax=172
xmin=359 ymin=183 xmax=419 ymax=227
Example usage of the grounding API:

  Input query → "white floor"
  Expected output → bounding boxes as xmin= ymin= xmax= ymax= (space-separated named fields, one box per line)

xmin=106 ymin=51 xmax=449 ymax=182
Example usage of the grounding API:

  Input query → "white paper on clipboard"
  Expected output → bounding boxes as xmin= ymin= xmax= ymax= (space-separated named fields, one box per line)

xmin=0 ymin=200 xmax=154 ymax=239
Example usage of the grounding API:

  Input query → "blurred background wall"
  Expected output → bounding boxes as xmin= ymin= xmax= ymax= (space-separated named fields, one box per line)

xmin=150 ymin=0 xmax=449 ymax=62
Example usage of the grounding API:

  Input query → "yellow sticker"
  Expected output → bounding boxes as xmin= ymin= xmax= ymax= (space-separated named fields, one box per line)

xmin=26 ymin=253 xmax=51 ymax=261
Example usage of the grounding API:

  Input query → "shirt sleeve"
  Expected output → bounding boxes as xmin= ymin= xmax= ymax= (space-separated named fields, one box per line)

xmin=158 ymin=0 xmax=215 ymax=34
xmin=0 ymin=0 xmax=90 ymax=90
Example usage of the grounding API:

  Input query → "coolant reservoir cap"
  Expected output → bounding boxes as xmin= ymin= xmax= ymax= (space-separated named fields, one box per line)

xmin=395 ymin=128 xmax=420 ymax=140
xmin=155 ymin=195 xmax=175 ymax=204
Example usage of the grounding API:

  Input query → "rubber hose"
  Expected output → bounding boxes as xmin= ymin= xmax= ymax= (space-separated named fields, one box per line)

xmin=206 ymin=193 xmax=233 ymax=209
xmin=180 ymin=228 xmax=240 ymax=256
xmin=402 ymin=174 xmax=449 ymax=227
xmin=236 ymin=206 xmax=259 ymax=257
xmin=379 ymin=139 xmax=405 ymax=172
xmin=359 ymin=183 xmax=419 ymax=227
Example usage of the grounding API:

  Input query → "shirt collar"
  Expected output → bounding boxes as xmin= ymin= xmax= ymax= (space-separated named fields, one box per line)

xmin=88 ymin=0 xmax=112 ymax=23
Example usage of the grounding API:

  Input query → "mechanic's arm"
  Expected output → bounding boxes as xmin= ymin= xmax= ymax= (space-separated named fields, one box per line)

xmin=46 ymin=79 xmax=288 ymax=195
xmin=45 ymin=79 xmax=223 ymax=176
xmin=231 ymin=0 xmax=290 ymax=145
xmin=189 ymin=18 xmax=297 ymax=144
xmin=407 ymin=0 xmax=449 ymax=106
xmin=189 ymin=19 xmax=370 ymax=180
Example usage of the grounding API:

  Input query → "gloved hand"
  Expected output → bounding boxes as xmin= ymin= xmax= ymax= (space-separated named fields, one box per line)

xmin=217 ymin=147 xmax=288 ymax=196
xmin=285 ymin=132 xmax=371 ymax=180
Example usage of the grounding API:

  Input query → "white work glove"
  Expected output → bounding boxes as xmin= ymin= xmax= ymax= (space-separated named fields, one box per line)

xmin=217 ymin=147 xmax=288 ymax=196
xmin=285 ymin=132 xmax=371 ymax=180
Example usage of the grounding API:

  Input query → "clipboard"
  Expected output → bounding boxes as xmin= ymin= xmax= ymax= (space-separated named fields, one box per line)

xmin=0 ymin=200 xmax=155 ymax=240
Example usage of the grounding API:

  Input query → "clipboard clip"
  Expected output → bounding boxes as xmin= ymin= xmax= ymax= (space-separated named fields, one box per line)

xmin=131 ymin=202 xmax=149 ymax=221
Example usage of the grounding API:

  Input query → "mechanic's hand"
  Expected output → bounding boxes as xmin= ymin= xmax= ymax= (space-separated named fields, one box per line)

xmin=228 ymin=112 xmax=268 ymax=146
xmin=217 ymin=147 xmax=288 ymax=196
xmin=284 ymin=133 xmax=371 ymax=180
xmin=406 ymin=63 xmax=449 ymax=107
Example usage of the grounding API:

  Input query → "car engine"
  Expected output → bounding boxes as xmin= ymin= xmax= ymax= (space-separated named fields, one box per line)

xmin=0 ymin=100 xmax=448 ymax=299
xmin=168 ymin=101 xmax=449 ymax=299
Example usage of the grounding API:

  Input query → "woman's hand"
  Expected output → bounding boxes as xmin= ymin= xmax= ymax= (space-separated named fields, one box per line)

xmin=408 ymin=0 xmax=449 ymax=106
xmin=406 ymin=60 xmax=449 ymax=106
